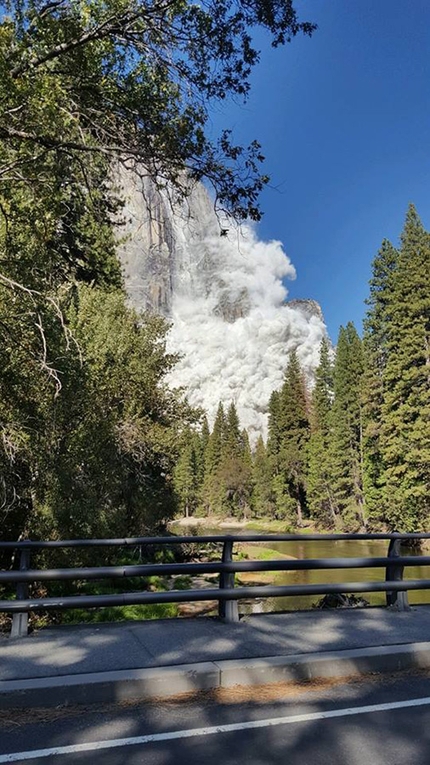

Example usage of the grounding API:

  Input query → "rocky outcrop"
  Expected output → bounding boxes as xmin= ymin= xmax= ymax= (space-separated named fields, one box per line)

xmin=287 ymin=299 xmax=325 ymax=322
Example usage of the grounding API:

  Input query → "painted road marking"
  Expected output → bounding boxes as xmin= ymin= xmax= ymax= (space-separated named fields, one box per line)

xmin=2 ymin=695 xmax=430 ymax=762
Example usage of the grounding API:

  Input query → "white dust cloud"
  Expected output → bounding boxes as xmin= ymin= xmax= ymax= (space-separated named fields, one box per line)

xmin=163 ymin=188 xmax=326 ymax=443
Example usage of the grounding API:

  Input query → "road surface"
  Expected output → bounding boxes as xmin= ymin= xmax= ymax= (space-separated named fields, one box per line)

xmin=1 ymin=670 xmax=430 ymax=764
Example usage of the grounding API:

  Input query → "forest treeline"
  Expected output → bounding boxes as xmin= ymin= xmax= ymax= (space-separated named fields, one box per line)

xmin=1 ymin=191 xmax=428 ymax=541
xmin=174 ymin=204 xmax=430 ymax=532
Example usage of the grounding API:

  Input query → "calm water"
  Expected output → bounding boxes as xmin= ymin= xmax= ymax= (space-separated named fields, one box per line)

xmin=174 ymin=525 xmax=430 ymax=613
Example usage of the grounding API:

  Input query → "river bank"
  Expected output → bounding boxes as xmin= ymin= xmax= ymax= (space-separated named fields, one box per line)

xmin=169 ymin=516 xmax=430 ymax=549
xmin=169 ymin=515 xmax=310 ymax=533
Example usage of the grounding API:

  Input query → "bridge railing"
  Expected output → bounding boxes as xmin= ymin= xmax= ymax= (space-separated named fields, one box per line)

xmin=1 ymin=532 xmax=430 ymax=638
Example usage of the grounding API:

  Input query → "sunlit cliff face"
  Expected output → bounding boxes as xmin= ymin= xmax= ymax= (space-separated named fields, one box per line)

xmin=116 ymin=169 xmax=326 ymax=442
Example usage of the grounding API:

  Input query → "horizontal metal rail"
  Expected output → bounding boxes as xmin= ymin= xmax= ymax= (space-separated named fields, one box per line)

xmin=2 ymin=579 xmax=430 ymax=613
xmin=2 ymin=533 xmax=430 ymax=636
xmin=1 ymin=532 xmax=430 ymax=549
xmin=1 ymin=556 xmax=430 ymax=583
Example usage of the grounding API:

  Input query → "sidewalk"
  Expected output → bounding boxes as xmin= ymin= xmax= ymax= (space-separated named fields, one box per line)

xmin=2 ymin=607 xmax=430 ymax=708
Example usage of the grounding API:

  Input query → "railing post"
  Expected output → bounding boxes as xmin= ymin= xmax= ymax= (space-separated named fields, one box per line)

xmin=219 ymin=537 xmax=239 ymax=623
xmin=386 ymin=537 xmax=409 ymax=611
xmin=10 ymin=547 xmax=31 ymax=638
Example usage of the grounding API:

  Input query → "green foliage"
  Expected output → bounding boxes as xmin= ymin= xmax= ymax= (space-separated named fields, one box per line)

xmin=273 ymin=351 xmax=310 ymax=525
xmin=202 ymin=402 xmax=227 ymax=513
xmin=362 ymin=239 xmax=399 ymax=524
xmin=330 ymin=323 xmax=365 ymax=529
xmin=0 ymin=0 xmax=315 ymax=222
xmin=0 ymin=284 xmax=195 ymax=540
xmin=378 ymin=205 xmax=430 ymax=530
xmin=307 ymin=338 xmax=338 ymax=527
xmin=252 ymin=436 xmax=276 ymax=517
xmin=173 ymin=430 xmax=201 ymax=518
xmin=0 ymin=0 xmax=317 ymax=548
xmin=62 ymin=603 xmax=179 ymax=625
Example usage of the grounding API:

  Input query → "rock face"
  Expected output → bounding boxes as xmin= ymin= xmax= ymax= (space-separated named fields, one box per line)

xmin=116 ymin=167 xmax=327 ymax=440
xmin=287 ymin=299 xmax=325 ymax=323
xmin=117 ymin=169 xmax=256 ymax=323
xmin=116 ymin=171 xmax=177 ymax=315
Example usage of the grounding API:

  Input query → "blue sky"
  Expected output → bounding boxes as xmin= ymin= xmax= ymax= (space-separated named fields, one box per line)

xmin=209 ymin=0 xmax=430 ymax=340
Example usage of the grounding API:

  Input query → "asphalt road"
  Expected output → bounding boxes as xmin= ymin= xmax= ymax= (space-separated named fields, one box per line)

xmin=1 ymin=670 xmax=430 ymax=764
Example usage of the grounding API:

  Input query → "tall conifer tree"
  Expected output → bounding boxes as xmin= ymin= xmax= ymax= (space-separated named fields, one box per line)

xmin=267 ymin=390 xmax=282 ymax=459
xmin=307 ymin=338 xmax=337 ymax=527
xmin=277 ymin=351 xmax=310 ymax=525
xmin=380 ymin=205 xmax=430 ymax=530
xmin=174 ymin=438 xmax=199 ymax=518
xmin=202 ymin=402 xmax=226 ymax=513
xmin=217 ymin=404 xmax=253 ymax=518
xmin=330 ymin=323 xmax=365 ymax=529
xmin=362 ymin=239 xmax=398 ymax=524
xmin=252 ymin=435 xmax=276 ymax=517
xmin=225 ymin=402 xmax=242 ymax=458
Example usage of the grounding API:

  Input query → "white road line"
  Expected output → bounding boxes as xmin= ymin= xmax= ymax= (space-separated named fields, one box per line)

xmin=2 ymin=695 xmax=430 ymax=762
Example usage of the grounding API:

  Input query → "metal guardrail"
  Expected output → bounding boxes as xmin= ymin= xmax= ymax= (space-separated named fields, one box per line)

xmin=1 ymin=533 xmax=430 ymax=637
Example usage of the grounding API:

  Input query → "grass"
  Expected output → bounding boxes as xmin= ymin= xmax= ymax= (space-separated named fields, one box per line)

xmin=235 ymin=543 xmax=294 ymax=562
xmin=234 ymin=542 xmax=294 ymax=585
xmin=244 ymin=519 xmax=293 ymax=532
xmin=171 ymin=575 xmax=193 ymax=590
xmin=61 ymin=602 xmax=179 ymax=624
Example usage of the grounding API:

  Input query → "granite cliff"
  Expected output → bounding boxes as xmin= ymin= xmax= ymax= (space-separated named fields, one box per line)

xmin=116 ymin=168 xmax=327 ymax=440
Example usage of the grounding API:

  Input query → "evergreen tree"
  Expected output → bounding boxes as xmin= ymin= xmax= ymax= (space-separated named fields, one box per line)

xmin=0 ymin=284 xmax=195 ymax=540
xmin=277 ymin=351 xmax=310 ymax=525
xmin=195 ymin=418 xmax=210 ymax=489
xmin=380 ymin=205 xmax=430 ymax=530
xmin=240 ymin=429 xmax=254 ymax=472
xmin=202 ymin=402 xmax=226 ymax=513
xmin=174 ymin=438 xmax=200 ymax=519
xmin=0 ymin=0 xmax=317 ymax=543
xmin=224 ymin=402 xmax=242 ymax=459
xmin=216 ymin=404 xmax=254 ymax=518
xmin=330 ymin=323 xmax=365 ymax=529
xmin=266 ymin=388 xmax=291 ymax=519
xmin=200 ymin=417 xmax=210 ymax=464
xmin=267 ymin=390 xmax=282 ymax=459
xmin=252 ymin=436 xmax=276 ymax=517
xmin=362 ymin=239 xmax=399 ymax=524
xmin=307 ymin=338 xmax=337 ymax=527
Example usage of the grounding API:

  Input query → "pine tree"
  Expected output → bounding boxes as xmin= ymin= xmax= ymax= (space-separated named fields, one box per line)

xmin=240 ymin=429 xmax=253 ymax=471
xmin=215 ymin=404 xmax=254 ymax=518
xmin=307 ymin=338 xmax=337 ymax=527
xmin=224 ymin=402 xmax=242 ymax=459
xmin=202 ymin=402 xmax=226 ymax=514
xmin=200 ymin=417 xmax=210 ymax=468
xmin=252 ymin=435 xmax=276 ymax=517
xmin=267 ymin=390 xmax=282 ymax=459
xmin=380 ymin=205 xmax=430 ymax=530
xmin=330 ymin=323 xmax=365 ymax=529
xmin=174 ymin=439 xmax=199 ymax=518
xmin=362 ymin=239 xmax=399 ymax=525
xmin=277 ymin=351 xmax=310 ymax=526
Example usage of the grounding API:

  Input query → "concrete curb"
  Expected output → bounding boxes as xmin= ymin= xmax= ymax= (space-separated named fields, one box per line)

xmin=2 ymin=642 xmax=430 ymax=709
xmin=214 ymin=642 xmax=430 ymax=687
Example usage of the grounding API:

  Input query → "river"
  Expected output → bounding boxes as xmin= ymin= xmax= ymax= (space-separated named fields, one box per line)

xmin=172 ymin=525 xmax=430 ymax=614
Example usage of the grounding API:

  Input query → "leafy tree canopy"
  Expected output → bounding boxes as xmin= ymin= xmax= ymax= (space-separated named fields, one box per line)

xmin=0 ymin=0 xmax=315 ymax=222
